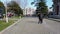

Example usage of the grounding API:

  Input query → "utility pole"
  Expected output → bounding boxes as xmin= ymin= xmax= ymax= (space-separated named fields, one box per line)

xmin=24 ymin=0 xmax=27 ymax=16
xmin=5 ymin=0 xmax=8 ymax=23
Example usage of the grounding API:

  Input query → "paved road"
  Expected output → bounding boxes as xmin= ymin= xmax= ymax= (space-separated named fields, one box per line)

xmin=1 ymin=17 xmax=60 ymax=34
xmin=45 ymin=19 xmax=60 ymax=34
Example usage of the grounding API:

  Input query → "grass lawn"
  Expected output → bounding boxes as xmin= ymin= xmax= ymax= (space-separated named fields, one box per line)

xmin=0 ymin=16 xmax=23 ymax=31
xmin=0 ymin=20 xmax=14 ymax=31
xmin=11 ymin=16 xmax=22 ymax=19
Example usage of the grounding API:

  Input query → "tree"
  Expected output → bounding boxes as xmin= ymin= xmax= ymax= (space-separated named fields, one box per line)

xmin=0 ymin=1 xmax=4 ymax=6
xmin=7 ymin=1 xmax=23 ymax=16
xmin=31 ymin=0 xmax=48 ymax=14
xmin=0 ymin=1 xmax=5 ymax=14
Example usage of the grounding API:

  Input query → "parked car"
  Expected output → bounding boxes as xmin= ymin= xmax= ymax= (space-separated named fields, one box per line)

xmin=7 ymin=12 xmax=14 ymax=17
xmin=0 ymin=8 xmax=3 ymax=18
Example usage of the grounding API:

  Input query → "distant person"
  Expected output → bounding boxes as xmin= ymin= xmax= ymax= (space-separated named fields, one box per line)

xmin=37 ymin=13 xmax=43 ymax=24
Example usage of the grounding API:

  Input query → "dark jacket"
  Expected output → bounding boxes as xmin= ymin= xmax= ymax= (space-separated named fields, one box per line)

xmin=37 ymin=13 xmax=43 ymax=19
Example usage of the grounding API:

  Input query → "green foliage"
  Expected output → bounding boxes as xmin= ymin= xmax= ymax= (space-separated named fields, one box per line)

xmin=0 ymin=2 xmax=4 ymax=6
xmin=0 ymin=20 xmax=14 ymax=31
xmin=7 ymin=1 xmax=23 ymax=16
xmin=31 ymin=0 xmax=48 ymax=14
xmin=0 ymin=1 xmax=5 ymax=14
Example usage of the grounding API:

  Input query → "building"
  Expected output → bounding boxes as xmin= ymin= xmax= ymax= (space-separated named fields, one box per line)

xmin=53 ymin=0 xmax=60 ymax=15
xmin=52 ymin=0 xmax=60 ymax=18
xmin=23 ymin=7 xmax=36 ymax=16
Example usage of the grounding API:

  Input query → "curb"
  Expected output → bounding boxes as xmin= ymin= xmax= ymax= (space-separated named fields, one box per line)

xmin=47 ymin=18 xmax=60 ymax=22
xmin=0 ymin=18 xmax=23 ymax=34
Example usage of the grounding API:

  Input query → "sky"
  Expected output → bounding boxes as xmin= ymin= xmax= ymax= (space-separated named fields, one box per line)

xmin=25 ymin=0 xmax=36 ymax=9
xmin=24 ymin=0 xmax=53 ymax=9
xmin=27 ymin=0 xmax=53 ymax=8
xmin=46 ymin=0 xmax=53 ymax=8
xmin=0 ymin=0 xmax=53 ymax=9
xmin=0 ymin=0 xmax=11 ymax=3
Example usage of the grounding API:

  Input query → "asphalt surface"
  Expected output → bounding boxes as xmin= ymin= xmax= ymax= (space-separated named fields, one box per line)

xmin=1 ymin=17 xmax=60 ymax=34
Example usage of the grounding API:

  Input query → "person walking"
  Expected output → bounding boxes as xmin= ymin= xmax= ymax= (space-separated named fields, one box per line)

xmin=37 ymin=13 xmax=43 ymax=24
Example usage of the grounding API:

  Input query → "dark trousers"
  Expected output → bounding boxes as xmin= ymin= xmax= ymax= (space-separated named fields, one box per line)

xmin=38 ymin=17 xmax=43 ymax=24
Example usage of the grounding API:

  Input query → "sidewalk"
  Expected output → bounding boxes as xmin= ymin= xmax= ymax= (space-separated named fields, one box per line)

xmin=0 ymin=17 xmax=57 ymax=34
xmin=47 ymin=18 xmax=60 ymax=22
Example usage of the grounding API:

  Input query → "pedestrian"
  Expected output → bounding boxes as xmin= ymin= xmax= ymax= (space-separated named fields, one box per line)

xmin=37 ymin=13 xmax=43 ymax=24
